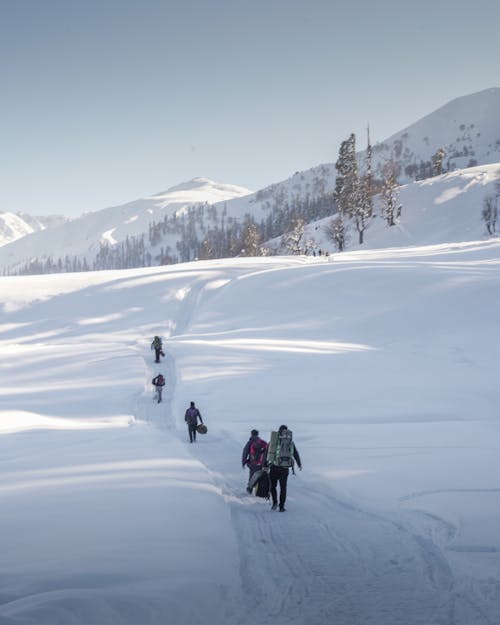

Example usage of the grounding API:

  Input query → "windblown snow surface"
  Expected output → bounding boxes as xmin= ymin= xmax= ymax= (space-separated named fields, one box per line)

xmin=1 ymin=240 xmax=499 ymax=624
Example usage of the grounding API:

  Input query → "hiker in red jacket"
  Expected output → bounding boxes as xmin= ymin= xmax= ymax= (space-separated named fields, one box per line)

xmin=152 ymin=374 xmax=165 ymax=403
xmin=242 ymin=429 xmax=268 ymax=493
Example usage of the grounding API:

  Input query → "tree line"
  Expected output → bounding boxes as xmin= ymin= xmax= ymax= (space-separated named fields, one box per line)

xmin=4 ymin=136 xmax=497 ymax=276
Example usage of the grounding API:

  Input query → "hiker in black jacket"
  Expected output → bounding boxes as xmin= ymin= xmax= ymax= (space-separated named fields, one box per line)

xmin=184 ymin=401 xmax=203 ymax=443
xmin=151 ymin=336 xmax=164 ymax=363
xmin=269 ymin=425 xmax=302 ymax=512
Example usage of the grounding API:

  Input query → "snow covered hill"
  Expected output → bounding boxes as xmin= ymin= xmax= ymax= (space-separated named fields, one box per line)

xmin=0 ymin=211 xmax=67 ymax=247
xmin=367 ymin=87 xmax=500 ymax=181
xmin=0 ymin=178 xmax=252 ymax=272
xmin=1 ymin=87 xmax=499 ymax=273
xmin=293 ymin=163 xmax=500 ymax=254
xmin=1 ymin=240 xmax=499 ymax=624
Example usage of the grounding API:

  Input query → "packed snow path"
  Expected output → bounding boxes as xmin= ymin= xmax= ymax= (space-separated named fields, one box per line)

xmin=1 ymin=246 xmax=499 ymax=624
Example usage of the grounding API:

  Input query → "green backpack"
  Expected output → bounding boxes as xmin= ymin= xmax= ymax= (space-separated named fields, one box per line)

xmin=267 ymin=430 xmax=294 ymax=468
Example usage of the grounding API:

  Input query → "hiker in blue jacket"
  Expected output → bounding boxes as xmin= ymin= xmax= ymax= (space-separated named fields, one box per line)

xmin=269 ymin=425 xmax=302 ymax=512
xmin=242 ymin=429 xmax=268 ymax=493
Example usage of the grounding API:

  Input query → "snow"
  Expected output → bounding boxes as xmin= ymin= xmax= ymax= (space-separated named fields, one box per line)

xmin=0 ymin=178 xmax=252 ymax=271
xmin=1 ymin=235 xmax=499 ymax=623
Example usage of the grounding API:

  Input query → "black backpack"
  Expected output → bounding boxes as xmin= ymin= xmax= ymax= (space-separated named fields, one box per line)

xmin=254 ymin=471 xmax=270 ymax=499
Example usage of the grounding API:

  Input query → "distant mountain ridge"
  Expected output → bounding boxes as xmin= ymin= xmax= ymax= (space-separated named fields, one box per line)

xmin=1 ymin=87 xmax=499 ymax=273
xmin=366 ymin=87 xmax=500 ymax=181
xmin=0 ymin=212 xmax=68 ymax=248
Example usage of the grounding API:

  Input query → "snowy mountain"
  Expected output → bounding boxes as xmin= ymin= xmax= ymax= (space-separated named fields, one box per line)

xmin=292 ymin=163 xmax=500 ymax=253
xmin=1 ymin=238 xmax=499 ymax=624
xmin=366 ymin=87 xmax=500 ymax=181
xmin=0 ymin=178 xmax=252 ymax=272
xmin=1 ymin=87 xmax=499 ymax=273
xmin=2 ymin=163 xmax=499 ymax=274
xmin=0 ymin=211 xmax=68 ymax=247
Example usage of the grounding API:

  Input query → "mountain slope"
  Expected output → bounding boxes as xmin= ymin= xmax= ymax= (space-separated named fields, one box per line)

xmin=0 ymin=211 xmax=68 ymax=247
xmin=0 ymin=178 xmax=252 ymax=271
xmin=366 ymin=87 xmax=500 ymax=181
xmin=1 ymin=87 xmax=499 ymax=272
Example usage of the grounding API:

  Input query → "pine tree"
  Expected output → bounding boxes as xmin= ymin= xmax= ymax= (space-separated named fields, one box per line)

xmin=381 ymin=163 xmax=401 ymax=227
xmin=334 ymin=133 xmax=359 ymax=220
xmin=240 ymin=219 xmax=261 ymax=256
xmin=353 ymin=126 xmax=374 ymax=244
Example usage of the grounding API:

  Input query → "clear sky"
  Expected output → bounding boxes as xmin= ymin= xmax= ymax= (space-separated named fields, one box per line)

xmin=2 ymin=0 xmax=499 ymax=217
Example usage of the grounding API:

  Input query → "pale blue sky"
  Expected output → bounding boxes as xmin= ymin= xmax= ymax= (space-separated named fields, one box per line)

xmin=2 ymin=0 xmax=499 ymax=216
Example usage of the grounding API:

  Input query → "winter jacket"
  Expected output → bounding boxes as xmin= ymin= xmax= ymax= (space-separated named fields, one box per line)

xmin=185 ymin=407 xmax=202 ymax=426
xmin=242 ymin=436 xmax=268 ymax=467
xmin=152 ymin=375 xmax=165 ymax=387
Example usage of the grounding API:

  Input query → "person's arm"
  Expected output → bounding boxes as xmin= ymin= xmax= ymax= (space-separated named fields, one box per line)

xmin=293 ymin=445 xmax=302 ymax=469
xmin=184 ymin=410 xmax=188 ymax=422
xmin=197 ymin=409 xmax=203 ymax=424
xmin=242 ymin=441 xmax=250 ymax=466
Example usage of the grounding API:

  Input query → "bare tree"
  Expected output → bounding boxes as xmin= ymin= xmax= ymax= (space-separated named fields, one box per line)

xmin=482 ymin=194 xmax=498 ymax=235
xmin=324 ymin=215 xmax=347 ymax=252
xmin=432 ymin=148 xmax=446 ymax=176
xmin=282 ymin=218 xmax=306 ymax=254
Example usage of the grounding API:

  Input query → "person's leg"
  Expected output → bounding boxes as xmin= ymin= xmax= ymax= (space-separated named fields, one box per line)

xmin=269 ymin=466 xmax=279 ymax=508
xmin=192 ymin=424 xmax=197 ymax=442
xmin=188 ymin=425 xmax=193 ymax=442
xmin=158 ymin=387 xmax=162 ymax=403
xmin=155 ymin=349 xmax=160 ymax=363
xmin=278 ymin=468 xmax=289 ymax=510
xmin=247 ymin=464 xmax=258 ymax=492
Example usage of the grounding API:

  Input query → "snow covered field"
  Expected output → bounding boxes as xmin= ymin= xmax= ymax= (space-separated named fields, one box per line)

xmin=1 ymin=241 xmax=499 ymax=624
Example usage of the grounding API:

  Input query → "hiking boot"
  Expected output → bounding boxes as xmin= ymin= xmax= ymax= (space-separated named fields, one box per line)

xmin=279 ymin=506 xmax=286 ymax=512
xmin=271 ymin=503 xmax=277 ymax=510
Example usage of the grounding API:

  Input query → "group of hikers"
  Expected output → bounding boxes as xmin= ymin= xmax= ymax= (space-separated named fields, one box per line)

xmin=150 ymin=335 xmax=205 ymax=442
xmin=242 ymin=426 xmax=302 ymax=511
xmin=151 ymin=336 xmax=166 ymax=403
xmin=150 ymin=336 xmax=302 ymax=510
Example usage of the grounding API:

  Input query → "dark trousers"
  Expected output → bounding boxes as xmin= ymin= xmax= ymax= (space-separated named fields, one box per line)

xmin=270 ymin=465 xmax=289 ymax=508
xmin=154 ymin=348 xmax=162 ymax=363
xmin=188 ymin=423 xmax=198 ymax=442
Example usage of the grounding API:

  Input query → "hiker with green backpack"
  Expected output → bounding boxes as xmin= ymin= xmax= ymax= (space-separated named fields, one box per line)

xmin=267 ymin=425 xmax=302 ymax=512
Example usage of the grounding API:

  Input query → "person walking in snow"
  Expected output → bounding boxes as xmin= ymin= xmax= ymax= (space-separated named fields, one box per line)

xmin=242 ymin=429 xmax=268 ymax=493
xmin=268 ymin=425 xmax=302 ymax=512
xmin=184 ymin=401 xmax=203 ymax=443
xmin=152 ymin=373 xmax=165 ymax=403
xmin=151 ymin=336 xmax=165 ymax=363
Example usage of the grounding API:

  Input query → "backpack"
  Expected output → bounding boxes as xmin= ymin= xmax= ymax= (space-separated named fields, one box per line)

xmin=254 ymin=471 xmax=270 ymax=499
xmin=267 ymin=430 xmax=294 ymax=468
xmin=249 ymin=439 xmax=267 ymax=465
xmin=155 ymin=375 xmax=164 ymax=385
